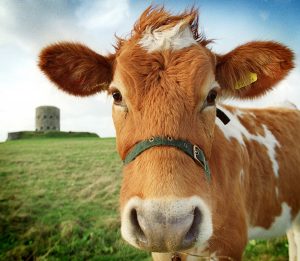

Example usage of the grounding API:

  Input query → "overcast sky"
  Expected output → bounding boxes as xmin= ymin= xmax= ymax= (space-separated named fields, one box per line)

xmin=1 ymin=0 xmax=299 ymax=142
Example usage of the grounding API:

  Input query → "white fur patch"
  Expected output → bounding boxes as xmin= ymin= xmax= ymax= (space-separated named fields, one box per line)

xmin=139 ymin=21 xmax=197 ymax=52
xmin=262 ymin=126 xmax=280 ymax=178
xmin=248 ymin=202 xmax=292 ymax=239
xmin=216 ymin=106 xmax=280 ymax=177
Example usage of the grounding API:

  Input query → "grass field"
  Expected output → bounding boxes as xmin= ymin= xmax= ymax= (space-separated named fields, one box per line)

xmin=0 ymin=138 xmax=289 ymax=260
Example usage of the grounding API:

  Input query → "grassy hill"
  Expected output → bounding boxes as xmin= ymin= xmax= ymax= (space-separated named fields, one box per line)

xmin=6 ymin=131 xmax=99 ymax=141
xmin=0 ymin=138 xmax=288 ymax=260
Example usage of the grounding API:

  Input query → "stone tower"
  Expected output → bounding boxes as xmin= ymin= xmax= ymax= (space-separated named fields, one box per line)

xmin=35 ymin=106 xmax=60 ymax=131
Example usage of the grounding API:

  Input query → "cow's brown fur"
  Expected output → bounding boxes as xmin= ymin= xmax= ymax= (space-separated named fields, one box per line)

xmin=38 ymin=6 xmax=299 ymax=261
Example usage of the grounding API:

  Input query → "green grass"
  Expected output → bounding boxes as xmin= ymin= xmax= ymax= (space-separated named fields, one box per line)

xmin=0 ymin=138 xmax=288 ymax=260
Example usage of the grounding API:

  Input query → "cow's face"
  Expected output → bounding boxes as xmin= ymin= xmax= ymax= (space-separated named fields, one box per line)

xmin=109 ymin=11 xmax=220 ymax=252
xmin=38 ymin=6 xmax=294 ymax=253
xmin=112 ymin=28 xmax=217 ymax=252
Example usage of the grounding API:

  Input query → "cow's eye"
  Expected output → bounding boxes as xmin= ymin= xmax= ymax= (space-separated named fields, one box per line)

xmin=109 ymin=88 xmax=127 ymax=109
xmin=206 ymin=89 xmax=218 ymax=106
xmin=112 ymin=90 xmax=123 ymax=105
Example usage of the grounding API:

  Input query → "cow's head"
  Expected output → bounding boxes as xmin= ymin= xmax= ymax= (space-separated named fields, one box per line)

xmin=39 ymin=7 xmax=294 ymax=253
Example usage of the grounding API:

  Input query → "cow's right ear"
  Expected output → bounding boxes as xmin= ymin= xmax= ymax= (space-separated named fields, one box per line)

xmin=38 ymin=42 xmax=114 ymax=96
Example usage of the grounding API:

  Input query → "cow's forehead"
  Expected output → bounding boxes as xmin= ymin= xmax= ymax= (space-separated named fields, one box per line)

xmin=114 ymin=39 xmax=215 ymax=98
xmin=113 ymin=47 xmax=215 ymax=108
xmin=111 ymin=7 xmax=216 ymax=101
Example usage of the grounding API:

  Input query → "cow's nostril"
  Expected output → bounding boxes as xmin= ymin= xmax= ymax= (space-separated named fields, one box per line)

xmin=183 ymin=207 xmax=201 ymax=245
xmin=130 ymin=208 xmax=147 ymax=244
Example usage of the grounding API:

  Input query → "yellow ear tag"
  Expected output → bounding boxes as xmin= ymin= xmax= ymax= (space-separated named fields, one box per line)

xmin=235 ymin=72 xmax=258 ymax=89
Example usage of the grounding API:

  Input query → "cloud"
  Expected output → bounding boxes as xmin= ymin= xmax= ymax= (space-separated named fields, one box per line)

xmin=76 ymin=0 xmax=130 ymax=30
xmin=0 ymin=0 xmax=132 ymax=54
xmin=0 ymin=1 xmax=76 ymax=52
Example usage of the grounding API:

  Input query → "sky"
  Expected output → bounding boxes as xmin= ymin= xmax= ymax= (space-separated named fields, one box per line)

xmin=0 ymin=0 xmax=300 ymax=142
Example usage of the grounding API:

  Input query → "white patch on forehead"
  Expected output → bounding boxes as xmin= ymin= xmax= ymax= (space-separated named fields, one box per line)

xmin=248 ymin=202 xmax=292 ymax=239
xmin=216 ymin=106 xmax=280 ymax=177
xmin=139 ymin=21 xmax=197 ymax=52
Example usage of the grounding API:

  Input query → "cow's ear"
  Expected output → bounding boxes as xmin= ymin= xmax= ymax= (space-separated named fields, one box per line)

xmin=215 ymin=41 xmax=294 ymax=99
xmin=38 ymin=42 xmax=114 ymax=96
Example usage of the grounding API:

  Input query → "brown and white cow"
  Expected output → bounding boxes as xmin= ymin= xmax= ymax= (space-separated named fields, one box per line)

xmin=38 ymin=7 xmax=300 ymax=261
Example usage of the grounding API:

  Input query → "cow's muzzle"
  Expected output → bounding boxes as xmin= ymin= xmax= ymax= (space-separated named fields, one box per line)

xmin=121 ymin=196 xmax=213 ymax=252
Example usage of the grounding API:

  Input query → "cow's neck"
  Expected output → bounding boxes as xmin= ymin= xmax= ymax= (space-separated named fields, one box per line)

xmin=210 ymin=104 xmax=300 ymax=240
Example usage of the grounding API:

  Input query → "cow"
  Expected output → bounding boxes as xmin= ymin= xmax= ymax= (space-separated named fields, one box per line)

xmin=38 ymin=6 xmax=300 ymax=261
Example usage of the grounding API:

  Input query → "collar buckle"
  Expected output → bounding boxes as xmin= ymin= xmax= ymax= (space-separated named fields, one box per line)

xmin=193 ymin=145 xmax=204 ymax=167
xmin=193 ymin=145 xmax=211 ymax=181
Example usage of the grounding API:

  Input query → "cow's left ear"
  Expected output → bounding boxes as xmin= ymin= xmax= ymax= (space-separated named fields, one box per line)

xmin=215 ymin=41 xmax=294 ymax=99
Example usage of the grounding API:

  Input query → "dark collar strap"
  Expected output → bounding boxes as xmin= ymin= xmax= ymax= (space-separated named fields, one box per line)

xmin=123 ymin=137 xmax=211 ymax=181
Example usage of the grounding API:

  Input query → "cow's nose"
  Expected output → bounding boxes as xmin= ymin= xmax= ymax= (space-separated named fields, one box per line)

xmin=130 ymin=205 xmax=201 ymax=251
xmin=121 ymin=197 xmax=212 ymax=252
